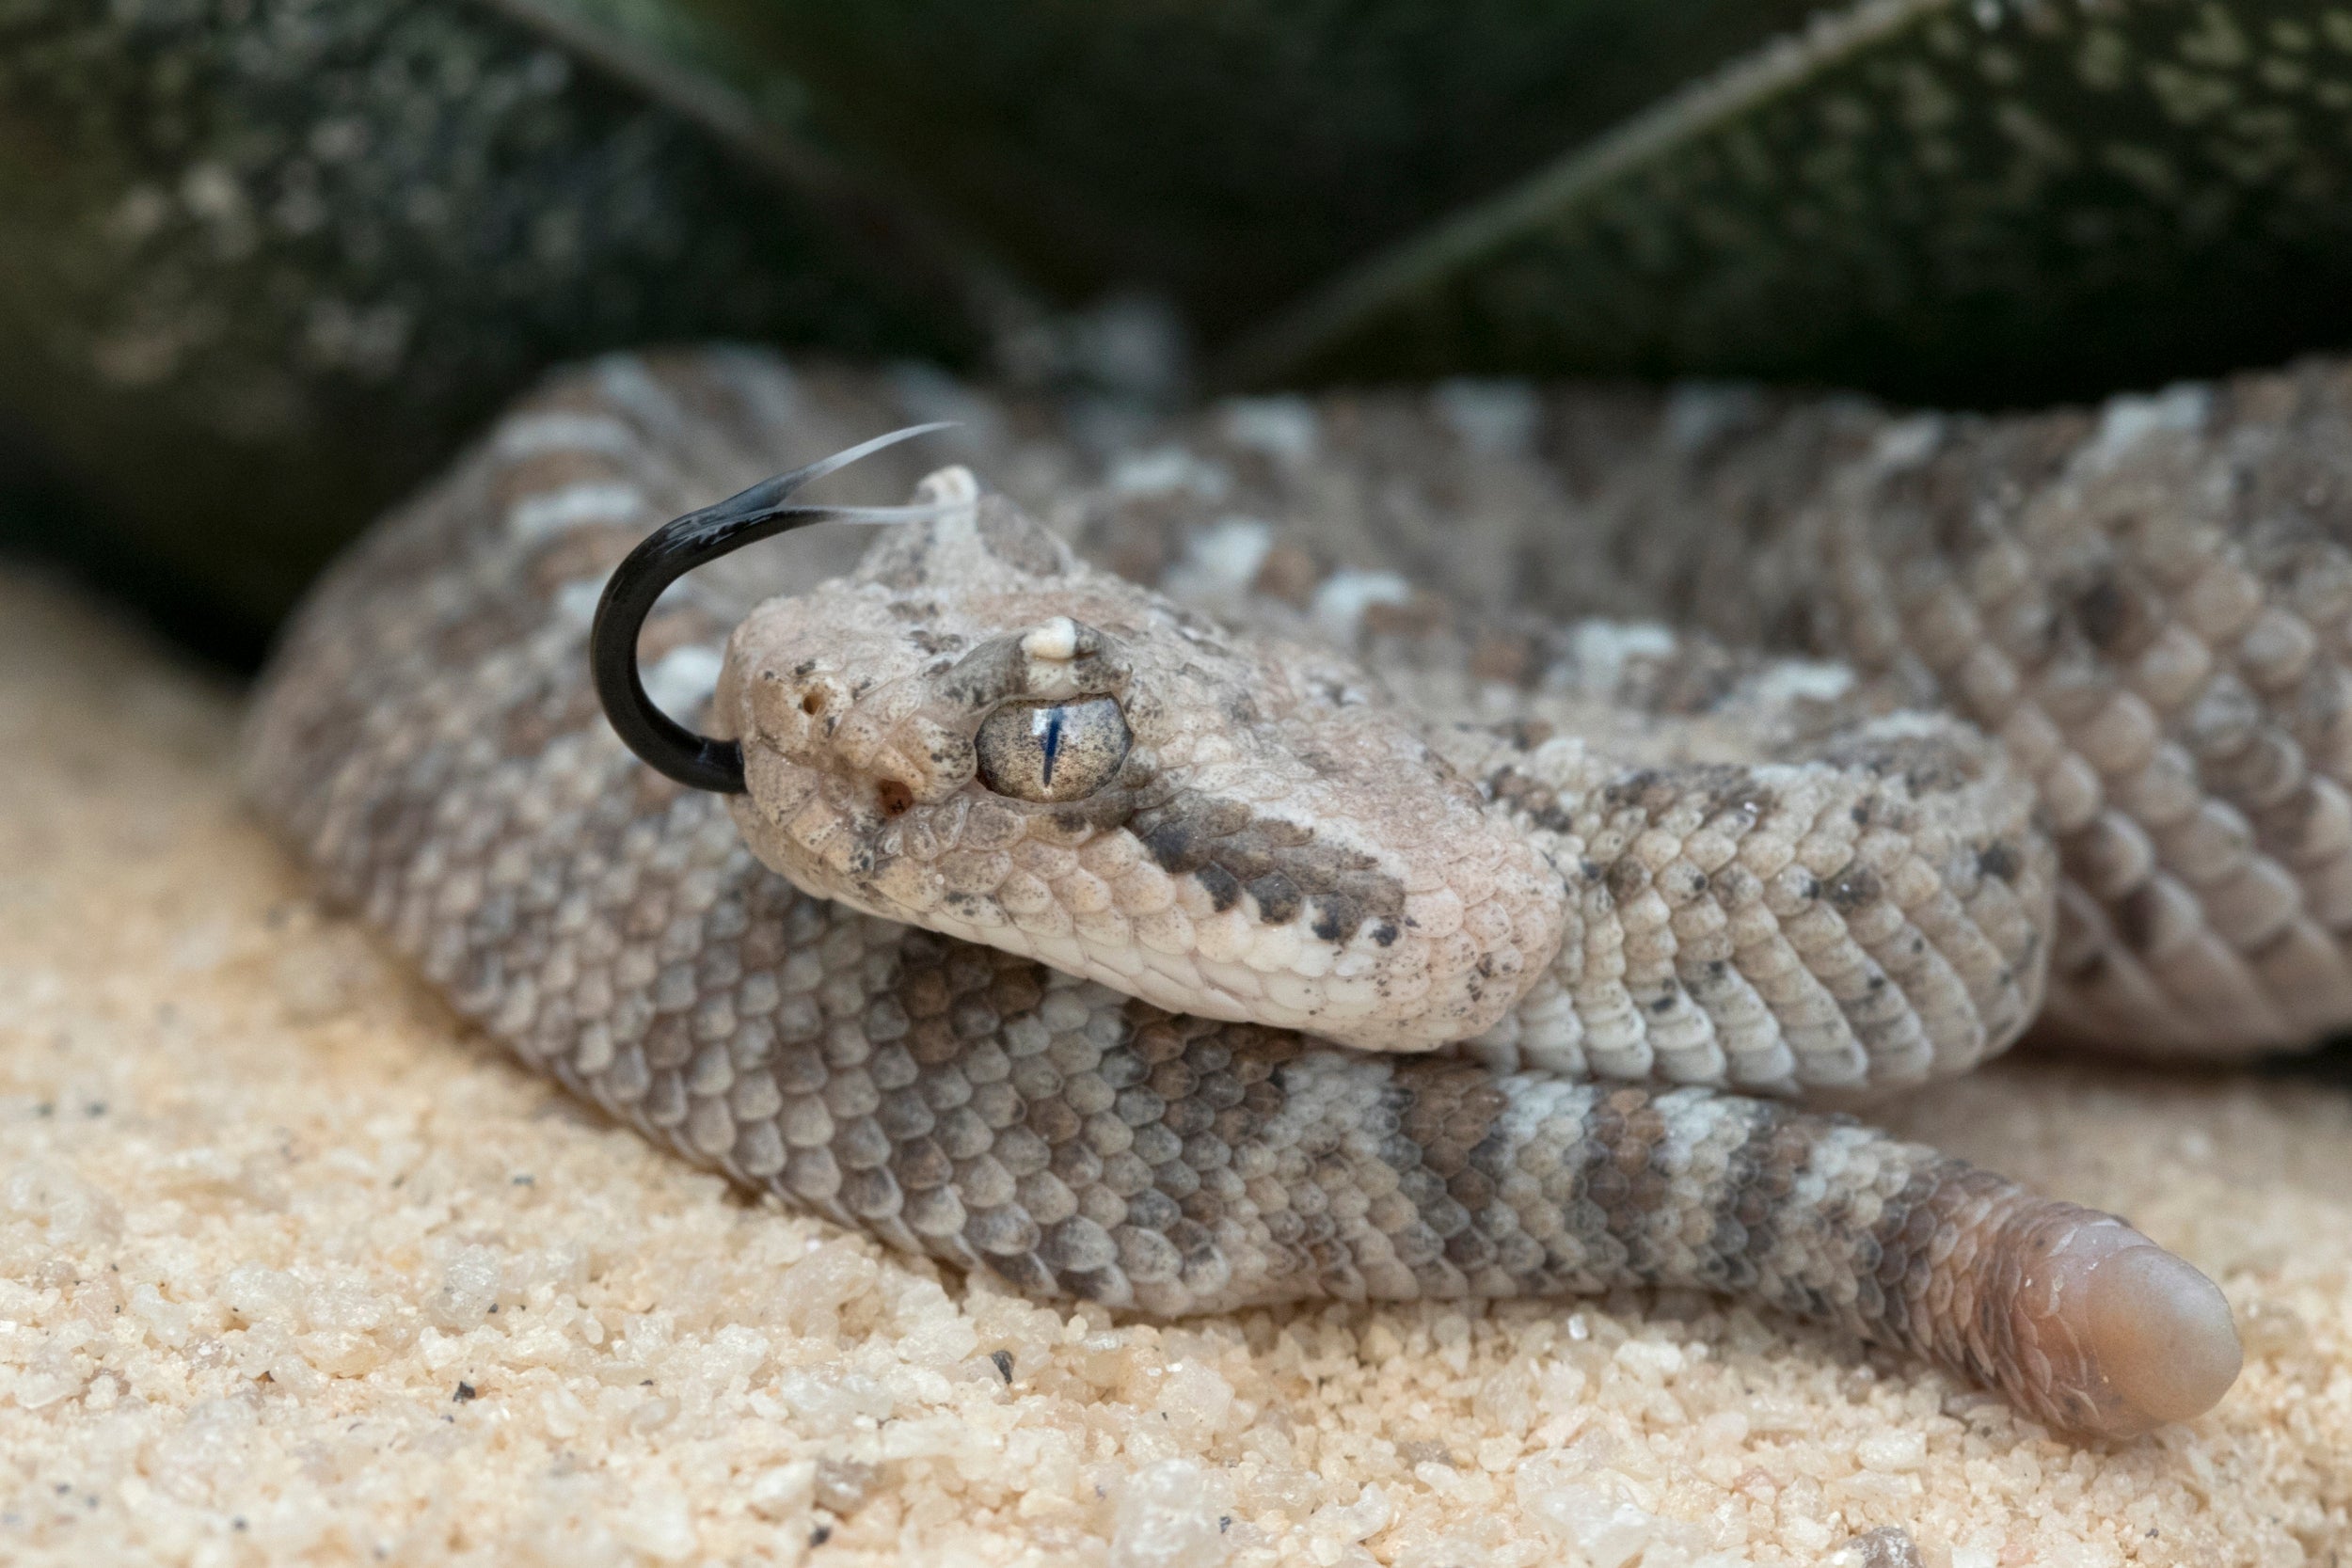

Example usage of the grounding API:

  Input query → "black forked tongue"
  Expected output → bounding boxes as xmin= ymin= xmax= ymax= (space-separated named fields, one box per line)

xmin=590 ymin=424 xmax=955 ymax=793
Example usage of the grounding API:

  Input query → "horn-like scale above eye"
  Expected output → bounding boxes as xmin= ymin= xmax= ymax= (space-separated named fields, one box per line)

xmin=975 ymin=697 xmax=1131 ymax=802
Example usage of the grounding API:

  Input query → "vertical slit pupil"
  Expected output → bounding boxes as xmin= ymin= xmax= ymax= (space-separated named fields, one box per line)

xmin=1038 ymin=706 xmax=1065 ymax=786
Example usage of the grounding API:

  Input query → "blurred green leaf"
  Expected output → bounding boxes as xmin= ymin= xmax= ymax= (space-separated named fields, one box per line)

xmin=0 ymin=0 xmax=980 ymax=656
xmin=1223 ymin=0 xmax=2352 ymax=402
xmin=18 ymin=0 xmax=2352 ymax=655
xmin=591 ymin=0 xmax=1839 ymax=337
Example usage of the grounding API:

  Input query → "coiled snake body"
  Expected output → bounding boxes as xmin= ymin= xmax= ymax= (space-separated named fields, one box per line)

xmin=247 ymin=348 xmax=2352 ymax=1439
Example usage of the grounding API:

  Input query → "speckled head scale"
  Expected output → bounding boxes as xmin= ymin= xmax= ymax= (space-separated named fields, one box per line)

xmin=589 ymin=423 xmax=954 ymax=793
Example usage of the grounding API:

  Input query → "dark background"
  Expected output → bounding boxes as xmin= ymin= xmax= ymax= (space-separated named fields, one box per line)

xmin=8 ymin=0 xmax=2352 ymax=668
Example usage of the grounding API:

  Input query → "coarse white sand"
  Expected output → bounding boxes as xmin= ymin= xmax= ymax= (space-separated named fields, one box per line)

xmin=0 ymin=568 xmax=2345 ymax=1567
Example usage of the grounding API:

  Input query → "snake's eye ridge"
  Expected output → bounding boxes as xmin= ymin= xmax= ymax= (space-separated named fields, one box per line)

xmin=975 ymin=697 xmax=1131 ymax=802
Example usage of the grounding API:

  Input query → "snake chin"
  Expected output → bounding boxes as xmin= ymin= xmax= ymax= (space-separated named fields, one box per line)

xmin=715 ymin=470 xmax=1567 ymax=1053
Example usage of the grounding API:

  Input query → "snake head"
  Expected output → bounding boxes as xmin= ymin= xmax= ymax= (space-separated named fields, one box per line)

xmin=713 ymin=467 xmax=1568 ymax=1052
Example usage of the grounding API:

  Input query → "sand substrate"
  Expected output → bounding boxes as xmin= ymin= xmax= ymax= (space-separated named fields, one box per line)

xmin=1 ymin=567 xmax=2347 ymax=1567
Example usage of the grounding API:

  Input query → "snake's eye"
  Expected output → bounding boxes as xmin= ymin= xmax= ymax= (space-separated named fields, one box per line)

xmin=975 ymin=697 xmax=1130 ymax=802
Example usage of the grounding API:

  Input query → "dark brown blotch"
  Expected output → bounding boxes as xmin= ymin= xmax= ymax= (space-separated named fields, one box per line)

xmin=1827 ymin=866 xmax=1883 ymax=910
xmin=2061 ymin=564 xmax=2164 ymax=660
xmin=1486 ymin=767 xmax=1575 ymax=835
xmin=1247 ymin=872 xmax=1301 ymax=923
xmin=1133 ymin=798 xmax=1403 ymax=942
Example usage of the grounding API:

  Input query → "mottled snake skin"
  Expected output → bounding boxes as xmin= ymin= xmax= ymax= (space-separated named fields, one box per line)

xmin=247 ymin=346 xmax=2352 ymax=1440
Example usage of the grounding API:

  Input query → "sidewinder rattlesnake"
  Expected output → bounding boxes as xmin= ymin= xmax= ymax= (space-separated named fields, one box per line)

xmin=250 ymin=347 xmax=2352 ymax=1438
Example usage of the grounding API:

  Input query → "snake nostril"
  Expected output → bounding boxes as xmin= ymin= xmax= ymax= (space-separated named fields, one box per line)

xmin=801 ymin=691 xmax=823 ymax=716
xmin=876 ymin=779 xmax=914 ymax=816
